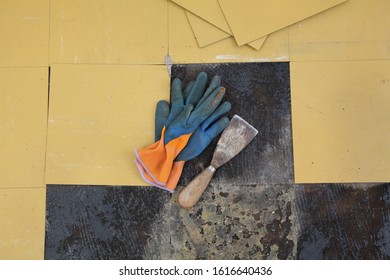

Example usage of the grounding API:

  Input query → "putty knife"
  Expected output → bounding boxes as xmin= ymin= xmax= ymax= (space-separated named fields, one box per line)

xmin=178 ymin=115 xmax=258 ymax=208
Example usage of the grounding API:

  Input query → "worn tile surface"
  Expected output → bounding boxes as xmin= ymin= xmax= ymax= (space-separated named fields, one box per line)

xmin=164 ymin=184 xmax=297 ymax=260
xmin=289 ymin=0 xmax=390 ymax=61
xmin=172 ymin=63 xmax=294 ymax=185
xmin=295 ymin=184 xmax=390 ymax=260
xmin=0 ymin=188 xmax=46 ymax=260
xmin=291 ymin=61 xmax=390 ymax=183
xmin=45 ymin=186 xmax=171 ymax=259
xmin=50 ymin=0 xmax=167 ymax=64
xmin=0 ymin=0 xmax=49 ymax=67
xmin=0 ymin=67 xmax=48 ymax=188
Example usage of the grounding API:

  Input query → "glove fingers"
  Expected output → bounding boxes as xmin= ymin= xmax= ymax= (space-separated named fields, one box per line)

xmin=185 ymin=72 xmax=207 ymax=106
xmin=201 ymin=101 xmax=231 ymax=131
xmin=170 ymin=78 xmax=184 ymax=105
xmin=183 ymin=80 xmax=195 ymax=100
xmin=204 ymin=116 xmax=230 ymax=141
xmin=196 ymin=75 xmax=221 ymax=109
xmin=190 ymin=86 xmax=226 ymax=126
xmin=180 ymin=104 xmax=194 ymax=122
xmin=166 ymin=78 xmax=184 ymax=127
xmin=175 ymin=116 xmax=229 ymax=162
xmin=164 ymin=104 xmax=194 ymax=144
xmin=155 ymin=100 xmax=170 ymax=141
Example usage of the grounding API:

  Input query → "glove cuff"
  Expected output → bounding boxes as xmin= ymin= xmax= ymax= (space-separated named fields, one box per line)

xmin=135 ymin=127 xmax=191 ymax=189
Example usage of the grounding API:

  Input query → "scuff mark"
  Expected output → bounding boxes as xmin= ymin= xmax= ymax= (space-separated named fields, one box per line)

xmin=215 ymin=54 xmax=289 ymax=62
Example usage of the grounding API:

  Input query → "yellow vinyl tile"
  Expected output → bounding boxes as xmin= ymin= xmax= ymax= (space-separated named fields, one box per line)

xmin=291 ymin=60 xmax=390 ymax=183
xmin=169 ymin=2 xmax=289 ymax=63
xmin=0 ymin=187 xmax=46 ymax=260
xmin=218 ymin=0 xmax=347 ymax=46
xmin=0 ymin=68 xmax=48 ymax=188
xmin=50 ymin=0 xmax=168 ymax=65
xmin=289 ymin=0 xmax=390 ymax=61
xmin=45 ymin=64 xmax=170 ymax=186
xmin=0 ymin=0 xmax=49 ymax=67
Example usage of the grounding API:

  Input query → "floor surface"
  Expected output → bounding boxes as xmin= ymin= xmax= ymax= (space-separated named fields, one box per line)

xmin=1 ymin=0 xmax=389 ymax=259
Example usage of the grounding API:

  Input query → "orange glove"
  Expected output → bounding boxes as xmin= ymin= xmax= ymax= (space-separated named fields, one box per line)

xmin=135 ymin=127 xmax=191 ymax=191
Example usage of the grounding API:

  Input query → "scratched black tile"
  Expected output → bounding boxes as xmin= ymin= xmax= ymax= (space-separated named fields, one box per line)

xmin=164 ymin=184 xmax=297 ymax=260
xmin=295 ymin=184 xmax=390 ymax=260
xmin=171 ymin=63 xmax=293 ymax=186
xmin=45 ymin=185 xmax=171 ymax=260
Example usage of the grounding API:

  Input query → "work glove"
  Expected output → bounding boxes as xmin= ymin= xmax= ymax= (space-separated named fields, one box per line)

xmin=135 ymin=72 xmax=228 ymax=192
xmin=154 ymin=79 xmax=231 ymax=191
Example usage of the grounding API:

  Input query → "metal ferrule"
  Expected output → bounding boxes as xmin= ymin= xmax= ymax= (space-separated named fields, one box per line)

xmin=208 ymin=166 xmax=216 ymax=173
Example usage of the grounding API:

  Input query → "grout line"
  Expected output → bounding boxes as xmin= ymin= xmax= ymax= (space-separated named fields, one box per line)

xmin=1 ymin=58 xmax=390 ymax=69
xmin=0 ymin=66 xmax=50 ymax=69
xmin=43 ymin=62 xmax=167 ymax=66
xmin=48 ymin=0 xmax=51 ymax=66
xmin=287 ymin=26 xmax=291 ymax=61
xmin=289 ymin=59 xmax=390 ymax=63
xmin=167 ymin=0 xmax=170 ymax=56
xmin=42 ymin=66 xmax=51 ymax=186
xmin=0 ymin=186 xmax=46 ymax=191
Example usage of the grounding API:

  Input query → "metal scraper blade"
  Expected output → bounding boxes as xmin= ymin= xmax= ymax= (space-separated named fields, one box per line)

xmin=210 ymin=115 xmax=258 ymax=169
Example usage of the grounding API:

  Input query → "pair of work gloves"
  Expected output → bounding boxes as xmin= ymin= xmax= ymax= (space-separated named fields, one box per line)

xmin=135 ymin=72 xmax=231 ymax=192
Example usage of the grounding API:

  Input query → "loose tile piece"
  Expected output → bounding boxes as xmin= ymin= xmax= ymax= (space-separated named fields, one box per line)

xmin=247 ymin=37 xmax=268 ymax=51
xmin=171 ymin=0 xmax=232 ymax=33
xmin=45 ymin=65 xmax=169 ymax=186
xmin=174 ymin=1 xmax=266 ymax=50
xmin=291 ymin=61 xmax=390 ymax=183
xmin=185 ymin=11 xmax=230 ymax=48
xmin=169 ymin=3 xmax=289 ymax=63
xmin=0 ymin=68 xmax=48 ymax=188
xmin=50 ymin=0 xmax=167 ymax=64
xmin=172 ymin=63 xmax=294 ymax=185
xmin=295 ymin=184 xmax=390 ymax=259
xmin=289 ymin=0 xmax=390 ymax=61
xmin=186 ymin=12 xmax=267 ymax=50
xmin=218 ymin=0 xmax=346 ymax=46
xmin=0 ymin=0 xmax=49 ymax=67
xmin=0 ymin=188 xmax=46 ymax=260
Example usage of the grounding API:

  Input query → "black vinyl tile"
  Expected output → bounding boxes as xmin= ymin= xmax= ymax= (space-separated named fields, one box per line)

xmin=45 ymin=185 xmax=171 ymax=260
xmin=295 ymin=184 xmax=390 ymax=260
xmin=171 ymin=63 xmax=294 ymax=186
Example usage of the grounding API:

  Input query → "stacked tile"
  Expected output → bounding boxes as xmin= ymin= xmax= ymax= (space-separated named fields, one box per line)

xmin=170 ymin=0 xmax=347 ymax=50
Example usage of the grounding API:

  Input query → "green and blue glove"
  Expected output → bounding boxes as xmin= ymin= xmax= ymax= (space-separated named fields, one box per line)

xmin=135 ymin=72 xmax=230 ymax=192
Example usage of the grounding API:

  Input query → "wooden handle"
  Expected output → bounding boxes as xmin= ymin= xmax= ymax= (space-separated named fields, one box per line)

xmin=178 ymin=166 xmax=216 ymax=208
